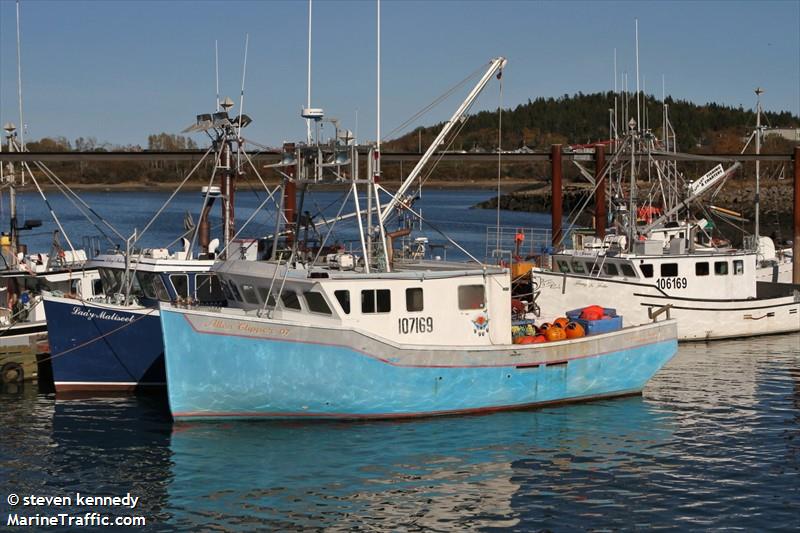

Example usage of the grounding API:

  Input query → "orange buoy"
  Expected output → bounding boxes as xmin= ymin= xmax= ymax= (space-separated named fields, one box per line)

xmin=517 ymin=335 xmax=537 ymax=344
xmin=532 ymin=335 xmax=547 ymax=343
xmin=544 ymin=327 xmax=567 ymax=342
xmin=539 ymin=322 xmax=553 ymax=333
xmin=553 ymin=317 xmax=569 ymax=328
xmin=565 ymin=322 xmax=585 ymax=339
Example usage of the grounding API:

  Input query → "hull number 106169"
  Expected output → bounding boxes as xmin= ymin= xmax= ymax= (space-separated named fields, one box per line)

xmin=657 ymin=277 xmax=688 ymax=290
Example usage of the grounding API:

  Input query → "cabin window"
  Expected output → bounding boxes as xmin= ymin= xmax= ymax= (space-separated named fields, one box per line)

xmin=406 ymin=288 xmax=424 ymax=312
xmin=136 ymin=272 xmax=170 ymax=301
xmin=603 ymin=263 xmax=619 ymax=276
xmin=361 ymin=289 xmax=391 ymax=314
xmin=229 ymin=281 xmax=243 ymax=302
xmin=92 ymin=279 xmax=103 ymax=296
xmin=195 ymin=274 xmax=225 ymax=304
xmin=714 ymin=261 xmax=728 ymax=275
xmin=170 ymin=274 xmax=189 ymax=299
xmin=304 ymin=292 xmax=332 ymax=315
xmin=281 ymin=291 xmax=302 ymax=310
xmin=241 ymin=284 xmax=260 ymax=305
xmin=640 ymin=264 xmax=654 ymax=278
xmin=571 ymin=261 xmax=586 ymax=274
xmin=99 ymin=268 xmax=122 ymax=294
xmin=257 ymin=287 xmax=277 ymax=307
xmin=557 ymin=260 xmax=571 ymax=273
xmin=458 ymin=285 xmax=485 ymax=310
xmin=660 ymin=263 xmax=679 ymax=277
xmin=620 ymin=264 xmax=636 ymax=277
xmin=221 ymin=280 xmax=234 ymax=301
xmin=733 ymin=260 xmax=744 ymax=275
xmin=335 ymin=290 xmax=350 ymax=314
xmin=587 ymin=262 xmax=600 ymax=275
xmin=695 ymin=262 xmax=709 ymax=276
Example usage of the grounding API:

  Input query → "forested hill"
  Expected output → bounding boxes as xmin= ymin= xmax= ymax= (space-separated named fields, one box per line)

xmin=385 ymin=91 xmax=800 ymax=153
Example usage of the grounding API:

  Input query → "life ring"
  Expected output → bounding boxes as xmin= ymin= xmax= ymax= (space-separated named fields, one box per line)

xmin=1 ymin=362 xmax=24 ymax=384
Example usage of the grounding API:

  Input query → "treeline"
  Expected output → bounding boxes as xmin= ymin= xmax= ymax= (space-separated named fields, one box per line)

xmin=19 ymin=133 xmax=201 ymax=184
xmin=386 ymin=91 xmax=799 ymax=153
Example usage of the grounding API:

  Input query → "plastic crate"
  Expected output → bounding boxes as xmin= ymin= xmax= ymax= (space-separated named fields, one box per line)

xmin=566 ymin=307 xmax=622 ymax=336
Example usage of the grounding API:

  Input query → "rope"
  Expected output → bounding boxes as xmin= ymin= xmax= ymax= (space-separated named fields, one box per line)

xmin=35 ymin=306 xmax=157 ymax=366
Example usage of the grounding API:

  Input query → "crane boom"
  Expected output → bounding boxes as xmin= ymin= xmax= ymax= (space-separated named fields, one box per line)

xmin=379 ymin=57 xmax=507 ymax=224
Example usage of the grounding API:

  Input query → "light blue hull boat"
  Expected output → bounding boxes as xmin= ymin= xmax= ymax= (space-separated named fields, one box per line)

xmin=161 ymin=306 xmax=677 ymax=421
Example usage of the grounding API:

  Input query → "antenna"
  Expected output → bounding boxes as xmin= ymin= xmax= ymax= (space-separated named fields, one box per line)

xmin=238 ymin=33 xmax=249 ymax=133
xmin=215 ymin=40 xmax=220 ymax=111
xmin=613 ymin=48 xmax=618 ymax=141
xmin=635 ymin=18 xmax=641 ymax=133
xmin=306 ymin=0 xmax=313 ymax=144
xmin=376 ymin=0 xmax=381 ymax=180
xmin=16 ymin=0 xmax=25 ymax=149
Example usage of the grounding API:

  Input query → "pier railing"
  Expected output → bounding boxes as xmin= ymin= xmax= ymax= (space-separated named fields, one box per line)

xmin=485 ymin=226 xmax=553 ymax=263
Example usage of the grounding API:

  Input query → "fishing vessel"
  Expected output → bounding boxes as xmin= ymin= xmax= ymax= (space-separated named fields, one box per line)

xmin=161 ymin=56 xmax=678 ymax=421
xmin=525 ymin=94 xmax=799 ymax=341
xmin=0 ymin=123 xmax=101 ymax=384
xmin=42 ymin=95 xmax=265 ymax=392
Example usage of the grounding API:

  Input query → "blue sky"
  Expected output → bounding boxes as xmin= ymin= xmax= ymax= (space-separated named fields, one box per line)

xmin=1 ymin=0 xmax=798 ymax=148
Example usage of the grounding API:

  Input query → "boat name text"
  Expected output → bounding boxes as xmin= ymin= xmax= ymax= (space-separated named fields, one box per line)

xmin=71 ymin=307 xmax=136 ymax=323
xmin=200 ymin=319 xmax=289 ymax=337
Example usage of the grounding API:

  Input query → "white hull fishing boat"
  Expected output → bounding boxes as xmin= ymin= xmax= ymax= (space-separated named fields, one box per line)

xmin=161 ymin=55 xmax=678 ymax=421
xmin=523 ymin=83 xmax=800 ymax=341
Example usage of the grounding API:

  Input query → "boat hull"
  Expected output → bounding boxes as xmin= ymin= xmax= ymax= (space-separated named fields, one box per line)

xmin=44 ymin=297 xmax=165 ymax=392
xmin=161 ymin=307 xmax=677 ymax=420
xmin=532 ymin=270 xmax=800 ymax=341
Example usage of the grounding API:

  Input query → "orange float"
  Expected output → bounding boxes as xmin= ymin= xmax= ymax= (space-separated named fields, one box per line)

xmin=532 ymin=335 xmax=547 ymax=343
xmin=553 ymin=317 xmax=569 ymax=328
xmin=580 ymin=305 xmax=605 ymax=321
xmin=538 ymin=322 xmax=553 ymax=333
xmin=565 ymin=322 xmax=585 ymax=339
xmin=544 ymin=327 xmax=567 ymax=342
xmin=517 ymin=336 xmax=536 ymax=344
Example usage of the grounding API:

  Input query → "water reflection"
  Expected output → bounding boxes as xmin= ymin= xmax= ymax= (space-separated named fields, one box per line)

xmin=167 ymin=397 xmax=674 ymax=530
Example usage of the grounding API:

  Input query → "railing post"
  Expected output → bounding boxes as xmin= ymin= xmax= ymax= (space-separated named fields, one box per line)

xmin=595 ymin=144 xmax=606 ymax=239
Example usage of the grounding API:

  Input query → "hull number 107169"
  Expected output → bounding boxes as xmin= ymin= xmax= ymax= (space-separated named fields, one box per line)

xmin=399 ymin=316 xmax=434 ymax=334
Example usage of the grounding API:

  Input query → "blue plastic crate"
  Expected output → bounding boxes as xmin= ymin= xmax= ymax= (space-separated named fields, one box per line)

xmin=573 ymin=315 xmax=623 ymax=335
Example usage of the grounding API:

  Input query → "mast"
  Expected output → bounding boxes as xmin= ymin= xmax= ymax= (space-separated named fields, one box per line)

xmin=754 ymin=87 xmax=763 ymax=248
xmin=16 ymin=0 xmax=25 ymax=150
xmin=635 ymin=18 xmax=640 ymax=133
xmin=3 ymin=125 xmax=18 ymax=258
xmin=306 ymin=0 xmax=313 ymax=144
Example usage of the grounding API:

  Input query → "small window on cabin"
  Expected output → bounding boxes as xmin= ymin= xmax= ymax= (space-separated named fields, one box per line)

xmin=640 ymin=264 xmax=654 ymax=278
xmin=361 ymin=289 xmax=391 ymax=313
xmin=137 ymin=272 xmax=169 ymax=301
xmin=714 ymin=261 xmax=729 ymax=275
xmin=620 ymin=264 xmax=636 ymax=278
xmin=171 ymin=274 xmax=189 ymax=299
xmin=335 ymin=290 xmax=350 ymax=314
xmin=557 ymin=260 xmax=571 ymax=273
xmin=571 ymin=261 xmax=586 ymax=274
xmin=695 ymin=262 xmax=709 ymax=276
xmin=281 ymin=291 xmax=302 ymax=310
xmin=241 ymin=284 xmax=260 ymax=305
xmin=406 ymin=288 xmax=424 ymax=312
xmin=586 ymin=262 xmax=600 ymax=275
xmin=229 ymin=281 xmax=243 ymax=302
xmin=458 ymin=285 xmax=485 ymax=310
xmin=660 ymin=263 xmax=679 ymax=277
xmin=258 ymin=287 xmax=277 ymax=307
xmin=603 ymin=263 xmax=619 ymax=276
xmin=304 ymin=292 xmax=332 ymax=315
xmin=196 ymin=274 xmax=225 ymax=304
xmin=733 ymin=260 xmax=744 ymax=275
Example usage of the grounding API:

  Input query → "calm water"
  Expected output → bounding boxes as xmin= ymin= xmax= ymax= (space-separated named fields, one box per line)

xmin=1 ymin=190 xmax=799 ymax=530
xmin=1 ymin=337 xmax=798 ymax=530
